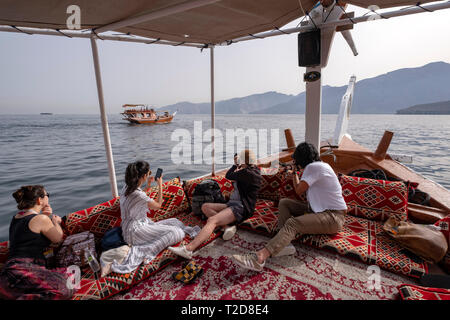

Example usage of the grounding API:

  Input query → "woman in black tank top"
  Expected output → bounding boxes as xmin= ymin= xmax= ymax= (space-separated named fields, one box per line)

xmin=0 ymin=185 xmax=73 ymax=300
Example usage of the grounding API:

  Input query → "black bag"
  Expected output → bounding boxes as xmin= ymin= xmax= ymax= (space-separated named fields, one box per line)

xmin=191 ymin=180 xmax=226 ymax=220
xmin=101 ymin=226 xmax=127 ymax=252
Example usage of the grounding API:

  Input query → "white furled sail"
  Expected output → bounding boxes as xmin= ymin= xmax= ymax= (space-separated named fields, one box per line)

xmin=333 ymin=75 xmax=356 ymax=146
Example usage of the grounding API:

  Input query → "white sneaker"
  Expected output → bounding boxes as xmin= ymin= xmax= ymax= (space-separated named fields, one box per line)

xmin=222 ymin=225 xmax=237 ymax=241
xmin=273 ymin=243 xmax=296 ymax=257
xmin=168 ymin=245 xmax=193 ymax=259
xmin=232 ymin=252 xmax=265 ymax=272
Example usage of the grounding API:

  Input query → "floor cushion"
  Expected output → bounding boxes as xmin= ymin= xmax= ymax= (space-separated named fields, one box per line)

xmin=146 ymin=177 xmax=190 ymax=222
xmin=279 ymin=169 xmax=307 ymax=202
xmin=398 ymin=284 xmax=450 ymax=300
xmin=257 ymin=167 xmax=283 ymax=202
xmin=71 ymin=210 xmax=218 ymax=300
xmin=63 ymin=197 xmax=121 ymax=240
xmin=339 ymin=174 xmax=409 ymax=222
xmin=297 ymin=214 xmax=427 ymax=278
xmin=238 ymin=201 xmax=428 ymax=278
xmin=240 ymin=199 xmax=279 ymax=234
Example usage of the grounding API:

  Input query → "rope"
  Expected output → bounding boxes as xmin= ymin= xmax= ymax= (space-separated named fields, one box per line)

xmin=416 ymin=2 xmax=434 ymax=12
xmin=55 ymin=29 xmax=72 ymax=38
xmin=173 ymin=41 xmax=185 ymax=46
xmin=307 ymin=10 xmax=319 ymax=29
xmin=146 ymin=38 xmax=161 ymax=44
xmin=248 ymin=33 xmax=263 ymax=39
xmin=323 ymin=2 xmax=337 ymax=23
xmin=274 ymin=27 xmax=289 ymax=35
xmin=91 ymin=29 xmax=104 ymax=40
xmin=336 ymin=1 xmax=356 ymax=24
xmin=401 ymin=2 xmax=434 ymax=12
xmin=10 ymin=25 xmax=32 ymax=35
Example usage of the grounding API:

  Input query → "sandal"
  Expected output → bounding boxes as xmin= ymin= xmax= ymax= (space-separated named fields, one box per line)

xmin=172 ymin=260 xmax=204 ymax=284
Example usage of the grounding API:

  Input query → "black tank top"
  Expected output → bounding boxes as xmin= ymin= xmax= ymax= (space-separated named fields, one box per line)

xmin=8 ymin=214 xmax=51 ymax=262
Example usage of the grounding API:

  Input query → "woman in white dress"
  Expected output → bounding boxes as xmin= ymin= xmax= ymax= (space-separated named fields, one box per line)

xmin=110 ymin=161 xmax=200 ymax=274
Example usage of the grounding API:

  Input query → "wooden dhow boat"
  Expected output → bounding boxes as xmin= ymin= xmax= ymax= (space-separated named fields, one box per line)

xmin=121 ymin=104 xmax=176 ymax=124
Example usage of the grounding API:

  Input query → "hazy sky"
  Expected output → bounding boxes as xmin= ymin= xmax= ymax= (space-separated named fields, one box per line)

xmin=1 ymin=4 xmax=449 ymax=114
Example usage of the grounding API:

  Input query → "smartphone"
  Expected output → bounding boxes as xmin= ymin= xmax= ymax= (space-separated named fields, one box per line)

xmin=155 ymin=168 xmax=163 ymax=180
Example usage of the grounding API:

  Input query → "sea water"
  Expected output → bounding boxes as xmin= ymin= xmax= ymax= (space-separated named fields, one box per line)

xmin=0 ymin=114 xmax=449 ymax=241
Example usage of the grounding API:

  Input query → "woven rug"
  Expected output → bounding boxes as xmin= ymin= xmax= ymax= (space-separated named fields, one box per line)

xmin=111 ymin=229 xmax=417 ymax=300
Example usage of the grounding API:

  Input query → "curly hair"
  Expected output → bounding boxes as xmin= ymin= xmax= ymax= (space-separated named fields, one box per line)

xmin=292 ymin=142 xmax=321 ymax=169
xmin=124 ymin=160 xmax=150 ymax=196
xmin=12 ymin=185 xmax=46 ymax=210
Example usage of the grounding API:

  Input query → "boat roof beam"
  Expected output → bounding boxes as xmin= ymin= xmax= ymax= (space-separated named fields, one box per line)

xmin=217 ymin=0 xmax=450 ymax=46
xmin=0 ymin=26 xmax=205 ymax=48
xmin=1 ymin=2 xmax=449 ymax=47
xmin=94 ymin=0 xmax=221 ymax=34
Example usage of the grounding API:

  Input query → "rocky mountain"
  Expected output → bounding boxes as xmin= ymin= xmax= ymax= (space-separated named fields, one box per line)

xmin=158 ymin=61 xmax=450 ymax=114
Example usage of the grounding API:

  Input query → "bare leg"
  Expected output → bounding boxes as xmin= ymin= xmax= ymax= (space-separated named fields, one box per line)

xmin=201 ymin=203 xmax=228 ymax=218
xmin=186 ymin=207 xmax=236 ymax=252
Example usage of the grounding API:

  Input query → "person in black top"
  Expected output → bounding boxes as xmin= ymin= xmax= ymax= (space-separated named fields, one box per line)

xmin=0 ymin=185 xmax=74 ymax=300
xmin=169 ymin=149 xmax=262 ymax=259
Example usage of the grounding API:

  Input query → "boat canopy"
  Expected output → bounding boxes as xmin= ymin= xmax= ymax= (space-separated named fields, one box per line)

xmin=0 ymin=0 xmax=439 ymax=45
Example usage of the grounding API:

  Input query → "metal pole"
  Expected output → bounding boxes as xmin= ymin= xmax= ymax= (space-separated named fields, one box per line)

xmin=304 ymin=66 xmax=322 ymax=150
xmin=90 ymin=34 xmax=119 ymax=198
xmin=210 ymin=46 xmax=215 ymax=176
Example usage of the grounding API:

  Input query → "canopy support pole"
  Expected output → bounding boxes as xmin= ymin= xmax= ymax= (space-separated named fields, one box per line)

xmin=304 ymin=66 xmax=322 ymax=150
xmin=90 ymin=35 xmax=119 ymax=198
xmin=210 ymin=46 xmax=215 ymax=176
xmin=304 ymin=2 xmax=342 ymax=151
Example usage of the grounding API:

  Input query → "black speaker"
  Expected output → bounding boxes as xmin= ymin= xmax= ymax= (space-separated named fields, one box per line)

xmin=298 ymin=29 xmax=321 ymax=67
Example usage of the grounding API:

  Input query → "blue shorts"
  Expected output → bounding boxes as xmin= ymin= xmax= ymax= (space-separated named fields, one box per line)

xmin=226 ymin=200 xmax=245 ymax=224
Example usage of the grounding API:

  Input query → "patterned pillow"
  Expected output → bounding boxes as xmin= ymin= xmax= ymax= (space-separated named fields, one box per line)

xmin=279 ymin=169 xmax=307 ymax=202
xmin=183 ymin=175 xmax=235 ymax=204
xmin=257 ymin=167 xmax=283 ymax=202
xmin=63 ymin=197 xmax=122 ymax=239
xmin=146 ymin=177 xmax=190 ymax=222
xmin=398 ymin=284 xmax=450 ymax=300
xmin=434 ymin=216 xmax=450 ymax=272
xmin=239 ymin=199 xmax=279 ymax=234
xmin=339 ymin=174 xmax=409 ymax=222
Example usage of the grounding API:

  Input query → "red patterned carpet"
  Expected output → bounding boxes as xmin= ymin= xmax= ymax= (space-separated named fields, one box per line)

xmin=111 ymin=229 xmax=417 ymax=300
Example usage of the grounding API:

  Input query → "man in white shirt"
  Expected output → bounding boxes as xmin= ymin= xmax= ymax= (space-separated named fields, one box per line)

xmin=232 ymin=142 xmax=347 ymax=272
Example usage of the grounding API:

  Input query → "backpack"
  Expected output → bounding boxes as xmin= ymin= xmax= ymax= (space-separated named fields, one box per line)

xmin=101 ymin=226 xmax=127 ymax=252
xmin=55 ymin=231 xmax=97 ymax=268
xmin=191 ymin=180 xmax=226 ymax=220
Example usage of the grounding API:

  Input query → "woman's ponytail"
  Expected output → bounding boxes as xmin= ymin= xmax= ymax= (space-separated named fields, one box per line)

xmin=124 ymin=161 xmax=150 ymax=196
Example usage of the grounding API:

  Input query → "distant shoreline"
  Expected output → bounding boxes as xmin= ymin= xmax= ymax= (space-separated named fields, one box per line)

xmin=396 ymin=100 xmax=450 ymax=115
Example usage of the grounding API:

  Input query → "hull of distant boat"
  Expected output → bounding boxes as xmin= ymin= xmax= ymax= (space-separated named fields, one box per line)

xmin=123 ymin=116 xmax=174 ymax=124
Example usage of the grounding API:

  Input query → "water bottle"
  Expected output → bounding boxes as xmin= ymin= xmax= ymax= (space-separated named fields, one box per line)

xmin=84 ymin=249 xmax=100 ymax=273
